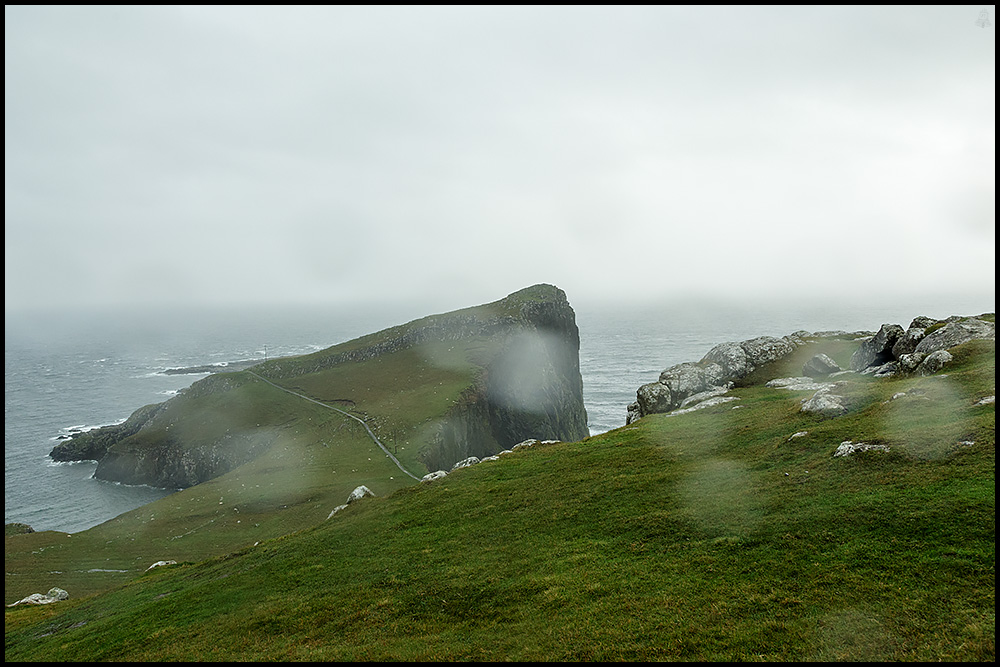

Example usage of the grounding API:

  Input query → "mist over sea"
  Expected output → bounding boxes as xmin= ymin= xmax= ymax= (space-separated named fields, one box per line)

xmin=5 ymin=295 xmax=993 ymax=534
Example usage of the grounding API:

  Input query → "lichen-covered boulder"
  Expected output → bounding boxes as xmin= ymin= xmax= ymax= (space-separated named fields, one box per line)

xmin=914 ymin=319 xmax=995 ymax=355
xmin=802 ymin=353 xmax=841 ymax=378
xmin=741 ymin=336 xmax=797 ymax=367
xmin=635 ymin=382 xmax=673 ymax=416
xmin=678 ymin=385 xmax=734 ymax=409
xmin=867 ymin=361 xmax=901 ymax=378
xmin=347 ymin=485 xmax=375 ymax=504
xmin=328 ymin=485 xmax=378 ymax=519
xmin=701 ymin=341 xmax=752 ymax=379
xmin=891 ymin=325 xmax=928 ymax=358
xmin=800 ymin=385 xmax=849 ymax=417
xmin=659 ymin=362 xmax=720 ymax=400
xmin=451 ymin=456 xmax=480 ymax=471
xmin=898 ymin=352 xmax=925 ymax=373
xmin=917 ymin=349 xmax=953 ymax=375
xmin=767 ymin=377 xmax=833 ymax=392
xmin=145 ymin=560 xmax=177 ymax=571
xmin=850 ymin=324 xmax=905 ymax=371
xmin=6 ymin=588 xmax=69 ymax=607
xmin=626 ymin=401 xmax=642 ymax=425
xmin=834 ymin=441 xmax=890 ymax=457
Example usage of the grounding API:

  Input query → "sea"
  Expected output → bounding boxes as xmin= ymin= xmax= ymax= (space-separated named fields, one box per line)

xmin=5 ymin=294 xmax=993 ymax=534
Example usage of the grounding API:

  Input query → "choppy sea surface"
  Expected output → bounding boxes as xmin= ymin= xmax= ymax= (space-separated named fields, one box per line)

xmin=5 ymin=295 xmax=992 ymax=533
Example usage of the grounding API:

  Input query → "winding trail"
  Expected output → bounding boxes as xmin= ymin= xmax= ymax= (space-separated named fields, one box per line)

xmin=248 ymin=371 xmax=422 ymax=481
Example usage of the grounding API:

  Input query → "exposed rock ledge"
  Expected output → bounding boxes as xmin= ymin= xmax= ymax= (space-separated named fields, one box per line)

xmin=626 ymin=332 xmax=827 ymax=423
xmin=849 ymin=315 xmax=994 ymax=378
xmin=6 ymin=587 xmax=69 ymax=607
xmin=626 ymin=314 xmax=994 ymax=424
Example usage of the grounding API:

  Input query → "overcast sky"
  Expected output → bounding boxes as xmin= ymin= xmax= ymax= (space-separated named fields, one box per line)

xmin=5 ymin=6 xmax=995 ymax=316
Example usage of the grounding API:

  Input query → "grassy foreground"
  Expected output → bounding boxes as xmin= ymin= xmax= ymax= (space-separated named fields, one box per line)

xmin=5 ymin=336 xmax=994 ymax=661
xmin=4 ymin=337 xmax=491 ymax=603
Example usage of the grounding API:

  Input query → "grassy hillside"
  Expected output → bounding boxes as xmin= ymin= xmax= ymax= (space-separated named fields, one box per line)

xmin=6 ymin=334 xmax=993 ymax=661
xmin=5 ymin=331 xmax=496 ymax=603
xmin=6 ymin=284 xmax=586 ymax=605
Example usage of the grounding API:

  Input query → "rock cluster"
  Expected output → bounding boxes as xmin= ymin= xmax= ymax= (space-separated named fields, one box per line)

xmin=849 ymin=316 xmax=994 ymax=377
xmin=799 ymin=382 xmax=852 ymax=417
xmin=419 ymin=438 xmax=557 ymax=483
xmin=627 ymin=314 xmax=994 ymax=424
xmin=327 ymin=438 xmax=556 ymax=518
xmin=5 ymin=522 xmax=35 ymax=535
xmin=627 ymin=334 xmax=805 ymax=423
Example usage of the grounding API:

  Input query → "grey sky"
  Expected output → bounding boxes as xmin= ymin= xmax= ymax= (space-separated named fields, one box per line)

xmin=5 ymin=6 xmax=995 ymax=314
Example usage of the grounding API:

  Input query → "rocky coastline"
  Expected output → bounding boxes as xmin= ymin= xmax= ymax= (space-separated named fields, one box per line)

xmin=627 ymin=313 xmax=995 ymax=424
xmin=161 ymin=359 xmax=263 ymax=375
xmin=48 ymin=284 xmax=590 ymax=489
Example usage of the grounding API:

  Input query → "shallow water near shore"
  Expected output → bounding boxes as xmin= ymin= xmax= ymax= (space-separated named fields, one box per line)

xmin=5 ymin=294 xmax=992 ymax=533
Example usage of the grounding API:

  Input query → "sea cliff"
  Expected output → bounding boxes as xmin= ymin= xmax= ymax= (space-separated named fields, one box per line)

xmin=49 ymin=284 xmax=589 ymax=489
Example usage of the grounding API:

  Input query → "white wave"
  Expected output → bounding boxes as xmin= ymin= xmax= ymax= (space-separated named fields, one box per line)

xmin=45 ymin=458 xmax=98 ymax=467
xmin=51 ymin=418 xmax=127 ymax=441
xmin=93 ymin=476 xmax=181 ymax=492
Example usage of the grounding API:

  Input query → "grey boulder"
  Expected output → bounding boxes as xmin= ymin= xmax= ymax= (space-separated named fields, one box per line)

xmin=802 ymin=353 xmax=841 ymax=378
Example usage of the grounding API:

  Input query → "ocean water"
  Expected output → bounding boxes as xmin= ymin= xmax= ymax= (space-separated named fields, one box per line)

xmin=5 ymin=295 xmax=992 ymax=534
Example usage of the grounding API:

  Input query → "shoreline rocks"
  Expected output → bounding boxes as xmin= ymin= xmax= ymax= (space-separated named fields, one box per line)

xmin=626 ymin=314 xmax=994 ymax=424
xmin=853 ymin=316 xmax=994 ymax=377
xmin=625 ymin=332 xmax=805 ymax=424
xmin=627 ymin=333 xmax=806 ymax=423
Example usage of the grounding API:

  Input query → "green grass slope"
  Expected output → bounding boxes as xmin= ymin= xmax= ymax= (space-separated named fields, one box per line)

xmin=4 ymin=337 xmax=496 ymax=602
xmin=6 ymin=337 xmax=993 ymax=661
xmin=6 ymin=285 xmax=581 ymax=607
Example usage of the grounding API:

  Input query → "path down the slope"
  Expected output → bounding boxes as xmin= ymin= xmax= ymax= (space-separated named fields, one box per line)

xmin=248 ymin=371 xmax=422 ymax=481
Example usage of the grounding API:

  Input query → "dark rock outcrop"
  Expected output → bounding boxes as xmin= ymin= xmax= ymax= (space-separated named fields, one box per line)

xmin=851 ymin=315 xmax=995 ymax=377
xmin=4 ymin=523 xmax=35 ymax=536
xmin=416 ymin=286 xmax=590 ymax=471
xmin=890 ymin=325 xmax=927 ymax=359
xmin=849 ymin=324 xmax=905 ymax=371
xmin=49 ymin=403 xmax=168 ymax=463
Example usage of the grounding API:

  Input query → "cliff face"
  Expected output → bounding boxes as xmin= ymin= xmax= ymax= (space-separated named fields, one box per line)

xmin=418 ymin=289 xmax=590 ymax=471
xmin=50 ymin=370 xmax=268 ymax=488
xmin=49 ymin=402 xmax=168 ymax=464
xmin=49 ymin=284 xmax=589 ymax=488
